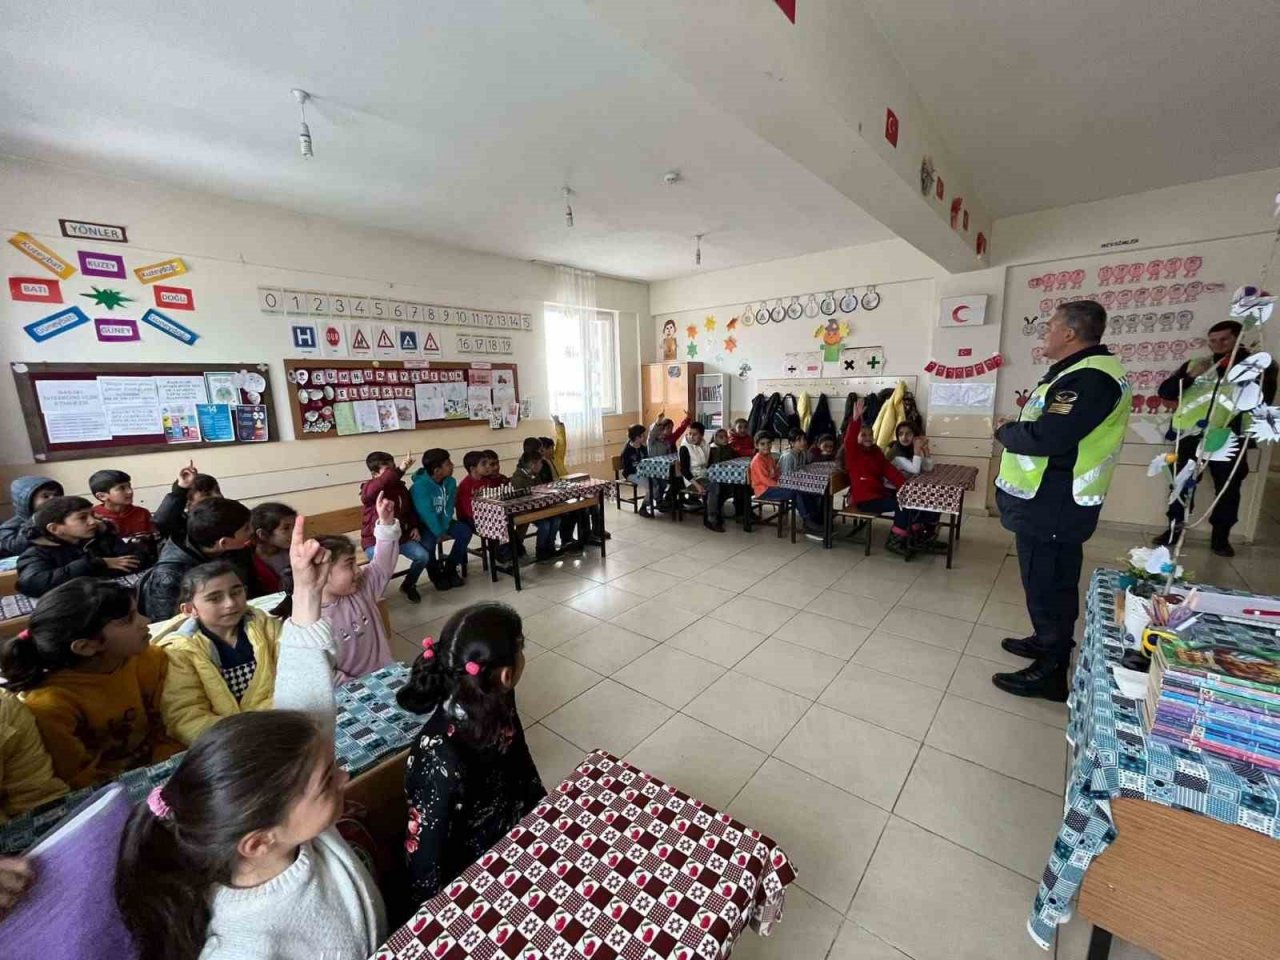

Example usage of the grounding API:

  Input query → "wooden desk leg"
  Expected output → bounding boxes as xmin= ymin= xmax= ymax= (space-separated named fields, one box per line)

xmin=1087 ymin=927 xmax=1113 ymax=960
xmin=508 ymin=516 xmax=522 ymax=591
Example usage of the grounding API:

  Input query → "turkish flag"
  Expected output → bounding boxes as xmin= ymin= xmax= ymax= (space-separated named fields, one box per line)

xmin=884 ymin=108 xmax=899 ymax=148
xmin=773 ymin=0 xmax=796 ymax=22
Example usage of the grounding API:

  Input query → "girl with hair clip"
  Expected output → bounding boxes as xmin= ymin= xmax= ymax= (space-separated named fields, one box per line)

xmin=116 ymin=516 xmax=386 ymax=960
xmin=396 ymin=602 xmax=545 ymax=903
xmin=0 ymin=577 xmax=181 ymax=789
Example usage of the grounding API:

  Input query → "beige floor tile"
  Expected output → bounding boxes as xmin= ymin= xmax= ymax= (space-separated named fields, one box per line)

xmin=542 ymin=679 xmax=673 ymax=755
xmin=819 ymin=664 xmax=943 ymax=740
xmin=773 ymin=555 xmax=852 ymax=589
xmin=747 ymin=576 xmax=828 ymax=610
xmin=985 ymin=577 xmax=1031 ymax=606
xmin=647 ymin=553 xmax=708 ymax=579
xmin=1053 ymin=916 xmax=1161 ymax=960
xmin=520 ymin=574 xmax=598 ymax=603
xmin=568 ymin=553 xmax=650 ymax=583
xmin=978 ymin=597 xmax=1034 ymax=633
xmin=609 ymin=566 xmax=685 ymax=598
xmin=685 ymin=536 xmax=754 ymax=563
xmin=661 ymin=580 xmax=739 ymax=616
xmin=609 ymin=597 xmax=701 ymax=641
xmin=525 ymin=722 xmax=589 ymax=789
xmin=895 ymin=583 xmax=987 ymax=622
xmin=390 ymin=617 xmax=450 ymax=662
xmin=515 ymin=651 xmax=601 ymax=722
xmin=879 ymin=605 xmax=975 ymax=652
xmin=962 ymin=623 xmax=1029 ymax=668
xmin=893 ymin=747 xmax=1062 ymax=880
xmin=727 ymin=887 xmax=843 ymax=960
xmin=519 ymin=604 xmax=601 ymax=650
xmin=776 ymin=704 xmax=919 ymax=810
xmin=826 ymin=921 xmax=912 ymax=960
xmin=925 ymin=695 xmax=1067 ymax=792
xmin=611 ymin=644 xmax=725 ymax=708
xmin=556 ymin=621 xmax=656 ymax=674
xmin=947 ymin=654 xmax=1069 ymax=729
xmin=728 ymin=758 xmax=887 ymax=913
xmin=708 ymin=595 xmax=798 ymax=635
xmin=805 ymin=588 xmax=895 ymax=629
xmin=685 ymin=671 xmax=811 ymax=751
xmin=566 ymin=583 xmax=647 ymax=619
xmin=856 ymin=555 xmax=929 ymax=583
xmin=606 ymin=544 xmax=674 ymax=567
xmin=695 ymin=562 xmax=767 ymax=592
xmin=494 ymin=589 xmax=556 ymax=619
xmin=668 ymin=617 xmax=768 ymax=668
xmin=771 ymin=610 xmax=870 ymax=659
xmin=624 ymin=713 xmax=764 ymax=809
xmin=827 ymin=568 xmax=912 ymax=603
xmin=852 ymin=631 xmax=961 ymax=691
xmin=735 ymin=637 xmax=844 ymax=699
xmin=848 ymin=817 xmax=1044 ymax=960
xmin=523 ymin=638 xmax=548 ymax=661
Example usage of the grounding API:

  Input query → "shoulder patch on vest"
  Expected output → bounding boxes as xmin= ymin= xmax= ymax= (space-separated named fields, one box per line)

xmin=1046 ymin=401 xmax=1075 ymax=415
xmin=1053 ymin=390 xmax=1078 ymax=403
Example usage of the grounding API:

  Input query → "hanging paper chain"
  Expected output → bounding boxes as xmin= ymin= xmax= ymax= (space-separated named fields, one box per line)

xmin=925 ymin=354 xmax=1003 ymax=379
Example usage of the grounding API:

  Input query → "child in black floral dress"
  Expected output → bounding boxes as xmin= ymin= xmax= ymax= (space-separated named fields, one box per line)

xmin=396 ymin=603 xmax=545 ymax=904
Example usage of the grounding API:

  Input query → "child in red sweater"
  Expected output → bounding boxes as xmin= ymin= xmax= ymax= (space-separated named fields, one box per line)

xmin=728 ymin=418 xmax=755 ymax=458
xmin=89 ymin=469 xmax=156 ymax=539
xmin=457 ymin=450 xmax=501 ymax=526
xmin=361 ymin=450 xmax=430 ymax=603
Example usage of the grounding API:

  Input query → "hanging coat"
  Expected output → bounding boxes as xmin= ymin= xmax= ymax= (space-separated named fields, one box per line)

xmin=808 ymin=394 xmax=836 ymax=441
xmin=796 ymin=392 xmax=813 ymax=431
xmin=872 ymin=381 xmax=908 ymax=450
xmin=860 ymin=391 xmax=881 ymax=426
xmin=747 ymin=393 xmax=770 ymax=436
xmin=838 ymin=392 xmax=859 ymax=436
xmin=760 ymin=393 xmax=784 ymax=437
xmin=773 ymin=394 xmax=798 ymax=437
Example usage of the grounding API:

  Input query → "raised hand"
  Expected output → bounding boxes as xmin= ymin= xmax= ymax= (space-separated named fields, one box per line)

xmin=399 ymin=452 xmax=415 ymax=472
xmin=375 ymin=491 xmax=397 ymax=526
xmin=288 ymin=514 xmax=332 ymax=625
xmin=176 ymin=459 xmax=198 ymax=489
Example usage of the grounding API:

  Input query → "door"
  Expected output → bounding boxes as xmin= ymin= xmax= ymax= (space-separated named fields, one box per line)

xmin=642 ymin=363 xmax=666 ymax=425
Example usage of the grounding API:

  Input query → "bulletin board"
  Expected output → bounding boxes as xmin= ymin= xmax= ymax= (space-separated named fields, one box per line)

xmin=11 ymin=361 xmax=278 ymax=463
xmin=283 ymin=359 xmax=520 ymax=440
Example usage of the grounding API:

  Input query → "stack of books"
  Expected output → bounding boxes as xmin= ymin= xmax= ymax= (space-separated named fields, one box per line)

xmin=1143 ymin=631 xmax=1280 ymax=772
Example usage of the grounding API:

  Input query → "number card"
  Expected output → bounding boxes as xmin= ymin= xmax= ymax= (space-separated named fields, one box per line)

xmin=258 ymin=288 xmax=282 ymax=313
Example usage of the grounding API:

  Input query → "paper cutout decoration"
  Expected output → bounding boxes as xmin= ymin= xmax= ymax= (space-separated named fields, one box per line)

xmin=1226 ymin=352 xmax=1272 ymax=384
xmin=81 ymin=287 xmax=133 ymax=311
xmin=661 ymin=319 xmax=678 ymax=361
xmin=1205 ymin=433 xmax=1241 ymax=463
xmin=8 ymin=277 xmax=62 ymax=303
xmin=8 ymin=232 xmax=75 ymax=279
xmin=133 ymin=257 xmax=187 ymax=284
xmin=939 ymin=295 xmax=988 ymax=327
xmin=153 ymin=285 xmax=195 ymax=310
xmin=77 ymin=251 xmax=126 ymax=279
xmin=813 ymin=318 xmax=850 ymax=362
xmin=738 ymin=363 xmax=752 ymax=380
xmin=141 ymin=308 xmax=199 ymax=346
xmin=95 ymin=318 xmax=140 ymax=342
xmin=727 ymin=316 xmax=739 ymax=331
xmin=724 ymin=336 xmax=737 ymax=353
xmin=1146 ymin=452 xmax=1174 ymax=477
xmin=1248 ymin=405 xmax=1280 ymax=442
xmin=924 ymin=354 xmax=1001 ymax=377
xmin=1167 ymin=460 xmax=1196 ymax=505
xmin=686 ymin=341 xmax=698 ymax=358
xmin=686 ymin=324 xmax=698 ymax=340
xmin=704 ymin=315 xmax=716 ymax=332
xmin=24 ymin=306 xmax=91 ymax=342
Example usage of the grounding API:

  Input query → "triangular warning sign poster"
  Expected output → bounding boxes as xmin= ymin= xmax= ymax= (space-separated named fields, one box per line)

xmin=423 ymin=331 xmax=440 ymax=352
xmin=351 ymin=328 xmax=370 ymax=350
xmin=376 ymin=329 xmax=395 ymax=349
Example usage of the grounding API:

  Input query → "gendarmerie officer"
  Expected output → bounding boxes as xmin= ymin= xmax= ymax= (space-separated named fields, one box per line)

xmin=992 ymin=301 xmax=1131 ymax=701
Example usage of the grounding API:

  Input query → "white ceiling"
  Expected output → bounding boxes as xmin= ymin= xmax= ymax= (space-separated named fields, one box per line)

xmin=0 ymin=0 xmax=892 ymax=282
xmin=862 ymin=0 xmax=1280 ymax=217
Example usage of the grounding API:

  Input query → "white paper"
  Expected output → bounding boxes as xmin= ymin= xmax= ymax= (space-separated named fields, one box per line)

xmin=415 ymin=382 xmax=446 ymax=421
xmin=492 ymin=384 xmax=516 ymax=408
xmin=468 ymin=384 xmax=493 ymax=420
xmin=352 ymin=399 xmax=382 ymax=434
xmin=503 ymin=401 xmax=520 ymax=429
xmin=443 ymin=381 xmax=469 ymax=419
xmin=1110 ymin=664 xmax=1150 ymax=701
xmin=375 ymin=399 xmax=401 ymax=432
xmin=393 ymin=398 xmax=417 ymax=430
xmin=929 ymin=382 xmax=996 ymax=410
xmin=204 ymin=372 xmax=240 ymax=406
xmin=154 ymin=375 xmax=209 ymax=406
xmin=35 ymin=380 xmax=111 ymax=443
xmin=97 ymin=376 xmax=164 ymax=436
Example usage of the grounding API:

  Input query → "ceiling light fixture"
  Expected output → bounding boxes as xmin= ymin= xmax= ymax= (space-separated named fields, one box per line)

xmin=663 ymin=170 xmax=682 ymax=185
xmin=695 ymin=233 xmax=703 ymax=267
xmin=563 ymin=187 xmax=574 ymax=227
xmin=293 ymin=88 xmax=313 ymax=159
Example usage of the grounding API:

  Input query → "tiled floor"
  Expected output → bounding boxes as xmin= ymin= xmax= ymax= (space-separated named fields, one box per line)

xmin=379 ymin=500 xmax=1277 ymax=960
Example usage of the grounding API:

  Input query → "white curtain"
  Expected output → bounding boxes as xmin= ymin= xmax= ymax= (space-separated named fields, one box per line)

xmin=550 ymin=265 xmax=605 ymax=461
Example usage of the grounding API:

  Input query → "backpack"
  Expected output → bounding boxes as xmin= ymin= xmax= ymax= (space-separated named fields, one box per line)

xmin=747 ymin=393 xmax=769 ymax=436
xmin=808 ymin=393 xmax=836 ymax=441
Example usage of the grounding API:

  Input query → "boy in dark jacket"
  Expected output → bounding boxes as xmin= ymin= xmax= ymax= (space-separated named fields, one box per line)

xmin=16 ymin=496 xmax=142 ymax=597
xmin=0 ymin=475 xmax=63 ymax=558
xmin=361 ymin=450 xmax=430 ymax=603
xmin=138 ymin=497 xmax=253 ymax=620
xmin=153 ymin=460 xmax=221 ymax=539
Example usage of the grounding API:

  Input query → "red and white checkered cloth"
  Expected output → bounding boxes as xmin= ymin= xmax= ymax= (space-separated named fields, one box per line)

xmin=896 ymin=464 xmax=979 ymax=515
xmin=778 ymin=462 xmax=843 ymax=495
xmin=472 ymin=480 xmax=615 ymax=544
xmin=374 ymin=750 xmax=797 ymax=960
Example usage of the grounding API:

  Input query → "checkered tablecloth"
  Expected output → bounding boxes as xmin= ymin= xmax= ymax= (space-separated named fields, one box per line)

xmin=706 ymin=456 xmax=753 ymax=486
xmin=0 ymin=662 xmax=418 ymax=854
xmin=636 ymin=454 xmax=679 ymax=480
xmin=375 ymin=749 xmax=797 ymax=960
xmin=473 ymin=480 xmax=615 ymax=544
xmin=895 ymin=463 xmax=978 ymax=514
xmin=1 ymin=572 xmax=145 ymax=624
xmin=1028 ymin=568 xmax=1280 ymax=949
xmin=779 ymin=462 xmax=843 ymax=495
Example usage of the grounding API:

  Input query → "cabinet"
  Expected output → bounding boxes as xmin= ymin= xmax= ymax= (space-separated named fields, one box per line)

xmin=641 ymin=361 xmax=703 ymax=426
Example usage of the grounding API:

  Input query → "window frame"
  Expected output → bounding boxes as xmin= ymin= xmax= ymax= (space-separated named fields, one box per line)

xmin=542 ymin=304 xmax=622 ymax=417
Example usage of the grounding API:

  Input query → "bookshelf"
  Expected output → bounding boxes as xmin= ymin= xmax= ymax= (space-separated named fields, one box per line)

xmin=695 ymin=372 xmax=729 ymax=431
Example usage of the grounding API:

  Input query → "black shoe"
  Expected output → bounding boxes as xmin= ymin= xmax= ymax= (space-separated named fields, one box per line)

xmin=885 ymin=535 xmax=912 ymax=558
xmin=1151 ymin=526 xmax=1179 ymax=547
xmin=703 ymin=518 xmax=725 ymax=533
xmin=516 ymin=542 xmax=529 ymax=557
xmin=584 ymin=535 xmax=605 ymax=547
xmin=562 ymin=539 xmax=584 ymax=554
xmin=535 ymin=550 xmax=557 ymax=564
xmin=445 ymin=564 xmax=465 ymax=588
xmin=424 ymin=560 xmax=447 ymax=590
xmin=639 ymin=504 xmax=654 ymax=519
xmin=991 ymin=657 xmax=1069 ymax=702
xmin=1212 ymin=542 xmax=1236 ymax=557
xmin=1001 ymin=634 xmax=1046 ymax=659
xmin=399 ymin=581 xmax=421 ymax=604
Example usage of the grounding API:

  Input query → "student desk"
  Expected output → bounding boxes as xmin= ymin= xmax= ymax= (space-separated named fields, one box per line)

xmin=373 ymin=749 xmax=797 ymax=960
xmin=473 ymin=479 xmax=615 ymax=590
xmin=1030 ymin=569 xmax=1280 ymax=958
xmin=635 ymin=454 xmax=682 ymax=521
xmin=705 ymin=456 xmax=754 ymax=528
xmin=895 ymin=463 xmax=978 ymax=568
xmin=779 ymin=462 xmax=848 ymax=548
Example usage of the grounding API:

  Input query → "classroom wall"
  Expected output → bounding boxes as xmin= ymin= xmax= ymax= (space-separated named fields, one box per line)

xmin=0 ymin=156 xmax=648 ymax=516
xmin=650 ymin=166 xmax=1280 ymax=538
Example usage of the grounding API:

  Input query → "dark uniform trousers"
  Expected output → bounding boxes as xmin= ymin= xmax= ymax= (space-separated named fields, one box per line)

xmin=1015 ymin=533 xmax=1084 ymax=661
xmin=1166 ymin=433 xmax=1250 ymax=532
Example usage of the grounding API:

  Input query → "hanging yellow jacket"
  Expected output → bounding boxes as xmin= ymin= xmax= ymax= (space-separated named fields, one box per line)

xmin=873 ymin=381 xmax=907 ymax=450
xmin=797 ymin=392 xmax=813 ymax=431
xmin=153 ymin=606 xmax=283 ymax=746
xmin=553 ymin=420 xmax=569 ymax=476
xmin=0 ymin=690 xmax=67 ymax=822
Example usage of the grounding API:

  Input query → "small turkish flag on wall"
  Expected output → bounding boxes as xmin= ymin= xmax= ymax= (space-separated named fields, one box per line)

xmin=773 ymin=0 xmax=796 ymax=23
xmin=884 ymin=108 xmax=899 ymax=147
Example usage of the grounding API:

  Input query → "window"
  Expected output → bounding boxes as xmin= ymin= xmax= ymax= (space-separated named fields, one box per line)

xmin=543 ymin=306 xmax=621 ymax=415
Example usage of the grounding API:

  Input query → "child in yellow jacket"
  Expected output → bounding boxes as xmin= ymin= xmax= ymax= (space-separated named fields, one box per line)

xmin=0 ymin=690 xmax=67 ymax=821
xmin=153 ymin=560 xmax=283 ymax=746
xmin=0 ymin=578 xmax=181 ymax=790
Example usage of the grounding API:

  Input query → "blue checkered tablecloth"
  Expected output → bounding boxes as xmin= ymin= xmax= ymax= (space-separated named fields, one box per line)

xmin=706 ymin=456 xmax=753 ymax=486
xmin=1028 ymin=568 xmax=1280 ymax=948
xmin=636 ymin=454 xmax=679 ymax=479
xmin=0 ymin=662 xmax=419 ymax=854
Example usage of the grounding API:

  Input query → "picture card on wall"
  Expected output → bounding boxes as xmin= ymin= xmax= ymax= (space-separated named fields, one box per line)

xmin=333 ymin=401 xmax=358 ymax=436
xmin=77 ymin=251 xmax=126 ymax=279
xmin=160 ymin=403 xmax=201 ymax=443
xmin=372 ymin=324 xmax=398 ymax=359
xmin=25 ymin=306 xmax=91 ymax=343
xmin=141 ymin=308 xmax=199 ymax=346
xmin=234 ymin=404 xmax=269 ymax=442
xmin=35 ymin=379 xmax=110 ymax=444
xmin=94 ymin=317 xmax=139 ymax=343
xmin=352 ymin=399 xmax=381 ymax=433
xmin=375 ymin=399 xmax=400 ymax=431
xmin=8 ymin=232 xmax=75 ymax=279
xmin=397 ymin=327 xmax=419 ymax=355
xmin=347 ymin=323 xmax=373 ymax=358
xmin=8 ymin=276 xmax=62 ymax=303
xmin=152 ymin=285 xmax=195 ymax=311
xmin=393 ymin=398 xmax=416 ymax=429
xmin=133 ymin=257 xmax=187 ymax=285
xmin=290 ymin=323 xmax=320 ymax=355
xmin=319 ymin=322 xmax=347 ymax=358
xmin=98 ymin=376 xmax=163 ymax=436
xmin=195 ymin=404 xmax=235 ymax=442
xmin=939 ymin=295 xmax=988 ymax=327
xmin=204 ymin=372 xmax=240 ymax=406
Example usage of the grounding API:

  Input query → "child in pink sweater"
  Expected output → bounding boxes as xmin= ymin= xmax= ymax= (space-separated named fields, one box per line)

xmin=316 ymin=493 xmax=400 ymax=683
